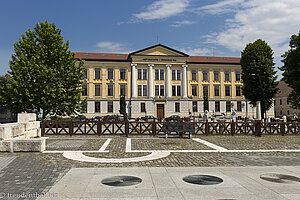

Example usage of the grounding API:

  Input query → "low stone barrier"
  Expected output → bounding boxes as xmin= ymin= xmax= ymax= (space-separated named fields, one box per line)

xmin=0 ymin=113 xmax=46 ymax=152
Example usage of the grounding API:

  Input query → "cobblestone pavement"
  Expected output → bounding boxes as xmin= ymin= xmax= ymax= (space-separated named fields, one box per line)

xmin=198 ymin=135 xmax=300 ymax=150
xmin=131 ymin=138 xmax=212 ymax=150
xmin=0 ymin=154 xmax=69 ymax=200
xmin=46 ymin=138 xmax=106 ymax=151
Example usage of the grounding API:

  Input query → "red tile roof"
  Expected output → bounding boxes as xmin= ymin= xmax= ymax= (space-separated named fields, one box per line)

xmin=74 ymin=52 xmax=129 ymax=61
xmin=74 ymin=52 xmax=240 ymax=64
xmin=187 ymin=56 xmax=240 ymax=64
xmin=276 ymin=81 xmax=293 ymax=98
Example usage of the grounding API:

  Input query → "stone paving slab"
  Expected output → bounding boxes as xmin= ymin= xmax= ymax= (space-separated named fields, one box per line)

xmin=0 ymin=156 xmax=16 ymax=171
xmin=131 ymin=138 xmax=213 ymax=150
xmin=42 ymin=166 xmax=300 ymax=200
xmin=198 ymin=135 xmax=300 ymax=150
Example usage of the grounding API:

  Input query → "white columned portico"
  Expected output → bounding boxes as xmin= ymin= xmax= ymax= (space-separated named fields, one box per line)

xmin=131 ymin=63 xmax=137 ymax=98
xmin=148 ymin=64 xmax=154 ymax=98
xmin=166 ymin=64 xmax=171 ymax=98
xmin=182 ymin=64 xmax=188 ymax=99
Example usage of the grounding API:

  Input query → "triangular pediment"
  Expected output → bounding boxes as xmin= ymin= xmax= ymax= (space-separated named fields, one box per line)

xmin=129 ymin=44 xmax=189 ymax=57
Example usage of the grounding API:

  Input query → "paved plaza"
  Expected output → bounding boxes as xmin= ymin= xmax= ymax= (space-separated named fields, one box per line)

xmin=0 ymin=135 xmax=300 ymax=199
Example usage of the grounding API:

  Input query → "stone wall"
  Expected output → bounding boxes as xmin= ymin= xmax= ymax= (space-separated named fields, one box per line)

xmin=0 ymin=113 xmax=46 ymax=152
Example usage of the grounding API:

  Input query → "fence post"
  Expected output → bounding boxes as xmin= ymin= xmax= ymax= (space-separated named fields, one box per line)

xmin=69 ymin=119 xmax=73 ymax=136
xmin=231 ymin=121 xmax=235 ymax=136
xmin=255 ymin=120 xmax=262 ymax=137
xmin=97 ymin=120 xmax=101 ymax=136
xmin=152 ymin=121 xmax=157 ymax=136
xmin=205 ymin=120 xmax=209 ymax=135
xmin=281 ymin=121 xmax=285 ymax=136
xmin=41 ymin=120 xmax=45 ymax=136
xmin=125 ymin=119 xmax=129 ymax=137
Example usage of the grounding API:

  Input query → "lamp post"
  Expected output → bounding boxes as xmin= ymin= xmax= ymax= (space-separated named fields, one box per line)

xmin=251 ymin=73 xmax=266 ymax=119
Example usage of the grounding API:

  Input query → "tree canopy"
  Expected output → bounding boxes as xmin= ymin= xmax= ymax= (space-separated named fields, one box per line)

xmin=240 ymin=39 xmax=278 ymax=119
xmin=280 ymin=31 xmax=300 ymax=109
xmin=0 ymin=20 xmax=85 ymax=118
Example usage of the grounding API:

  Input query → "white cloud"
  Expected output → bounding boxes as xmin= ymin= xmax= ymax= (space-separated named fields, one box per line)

xmin=195 ymin=0 xmax=244 ymax=15
xmin=178 ymin=47 xmax=212 ymax=56
xmin=203 ymin=0 xmax=300 ymax=57
xmin=170 ymin=20 xmax=195 ymax=27
xmin=96 ymin=41 xmax=131 ymax=53
xmin=133 ymin=0 xmax=189 ymax=20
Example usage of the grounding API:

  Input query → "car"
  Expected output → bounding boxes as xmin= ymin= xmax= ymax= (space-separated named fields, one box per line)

xmin=141 ymin=115 xmax=157 ymax=121
xmin=76 ymin=115 xmax=88 ymax=121
xmin=183 ymin=116 xmax=191 ymax=121
xmin=102 ymin=115 xmax=116 ymax=122
xmin=165 ymin=115 xmax=181 ymax=122
xmin=211 ymin=114 xmax=225 ymax=120
xmin=94 ymin=116 xmax=103 ymax=121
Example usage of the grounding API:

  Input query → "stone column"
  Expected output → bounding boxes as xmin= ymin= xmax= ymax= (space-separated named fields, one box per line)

xmin=131 ymin=63 xmax=137 ymax=98
xmin=148 ymin=64 xmax=154 ymax=98
xmin=182 ymin=65 xmax=188 ymax=99
xmin=256 ymin=101 xmax=261 ymax=120
xmin=166 ymin=64 xmax=171 ymax=98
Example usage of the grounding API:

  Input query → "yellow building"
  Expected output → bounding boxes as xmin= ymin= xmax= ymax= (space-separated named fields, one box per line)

xmin=75 ymin=44 xmax=274 ymax=119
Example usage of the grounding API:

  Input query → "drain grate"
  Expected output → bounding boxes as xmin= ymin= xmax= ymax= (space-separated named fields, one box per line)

xmin=260 ymin=173 xmax=300 ymax=183
xmin=183 ymin=175 xmax=223 ymax=185
xmin=101 ymin=176 xmax=142 ymax=187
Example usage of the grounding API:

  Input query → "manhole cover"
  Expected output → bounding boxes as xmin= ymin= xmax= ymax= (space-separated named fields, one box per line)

xmin=183 ymin=175 xmax=223 ymax=185
xmin=101 ymin=176 xmax=142 ymax=187
xmin=260 ymin=173 xmax=300 ymax=183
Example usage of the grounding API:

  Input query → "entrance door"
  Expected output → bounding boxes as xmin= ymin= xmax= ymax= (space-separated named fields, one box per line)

xmin=157 ymin=104 xmax=165 ymax=119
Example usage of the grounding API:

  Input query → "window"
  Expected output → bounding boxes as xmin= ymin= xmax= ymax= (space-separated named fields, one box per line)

xmin=155 ymin=69 xmax=164 ymax=80
xmin=192 ymin=85 xmax=197 ymax=96
xmin=225 ymin=71 xmax=230 ymax=81
xmin=225 ymin=86 xmax=230 ymax=96
xmin=192 ymin=101 xmax=198 ymax=112
xmin=203 ymin=85 xmax=209 ymax=96
xmin=177 ymin=69 xmax=181 ymax=80
xmin=120 ymin=85 xmax=126 ymax=96
xmin=143 ymin=69 xmax=147 ymax=80
xmin=107 ymin=68 xmax=113 ymax=79
xmin=138 ymin=85 xmax=147 ymax=96
xmin=236 ymin=71 xmax=241 ymax=81
xmin=172 ymin=85 xmax=181 ymax=96
xmin=95 ymin=68 xmax=101 ymax=79
xmin=236 ymin=86 xmax=241 ymax=96
xmin=203 ymin=71 xmax=208 ymax=81
xmin=95 ymin=84 xmax=101 ymax=96
xmin=82 ymin=85 xmax=87 ymax=96
xmin=141 ymin=103 xmax=146 ymax=112
xmin=172 ymin=69 xmax=181 ymax=80
xmin=287 ymin=110 xmax=290 ymax=115
xmin=280 ymin=99 xmax=282 ymax=105
xmin=274 ymin=100 xmax=276 ymax=106
xmin=215 ymin=101 xmax=220 ymax=112
xmin=175 ymin=102 xmax=180 ymax=112
xmin=138 ymin=69 xmax=142 ymax=80
xmin=214 ymin=85 xmax=220 ymax=96
xmin=83 ymin=68 xmax=88 ymax=80
xmin=120 ymin=69 xmax=126 ymax=80
xmin=214 ymin=71 xmax=219 ymax=81
xmin=237 ymin=101 xmax=242 ymax=112
xmin=107 ymin=85 xmax=113 ymax=96
xmin=95 ymin=101 xmax=100 ymax=113
xmin=191 ymin=70 xmax=197 ymax=80
xmin=280 ymin=110 xmax=282 ymax=115
xmin=156 ymin=85 xmax=163 ymax=97
xmin=226 ymin=101 xmax=231 ymax=112
xmin=108 ymin=101 xmax=113 ymax=113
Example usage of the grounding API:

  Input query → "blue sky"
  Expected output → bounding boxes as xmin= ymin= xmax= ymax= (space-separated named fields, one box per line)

xmin=1 ymin=0 xmax=300 ymax=77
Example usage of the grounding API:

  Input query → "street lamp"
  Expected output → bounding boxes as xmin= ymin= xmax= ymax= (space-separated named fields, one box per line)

xmin=250 ymin=73 xmax=266 ymax=120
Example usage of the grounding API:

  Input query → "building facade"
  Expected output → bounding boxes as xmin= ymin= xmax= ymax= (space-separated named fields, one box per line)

xmin=274 ymin=81 xmax=300 ymax=118
xmin=75 ymin=44 xmax=274 ymax=119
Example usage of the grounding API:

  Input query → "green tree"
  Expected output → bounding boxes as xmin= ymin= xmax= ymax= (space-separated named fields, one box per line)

xmin=280 ymin=31 xmax=300 ymax=109
xmin=240 ymin=39 xmax=278 ymax=119
xmin=0 ymin=21 xmax=84 ymax=118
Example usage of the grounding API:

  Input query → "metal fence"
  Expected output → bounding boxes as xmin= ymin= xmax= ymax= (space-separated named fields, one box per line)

xmin=41 ymin=120 xmax=300 ymax=136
